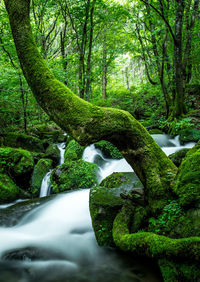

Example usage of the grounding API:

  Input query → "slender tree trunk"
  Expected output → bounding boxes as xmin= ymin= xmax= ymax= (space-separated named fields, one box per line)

xmin=60 ymin=30 xmax=68 ymax=86
xmin=79 ymin=0 xmax=90 ymax=99
xmin=125 ymin=67 xmax=130 ymax=90
xmin=136 ymin=23 xmax=157 ymax=85
xmin=102 ymin=29 xmax=107 ymax=99
xmin=85 ymin=0 xmax=96 ymax=101
xmin=19 ymin=72 xmax=27 ymax=133
xmin=173 ymin=0 xmax=186 ymax=117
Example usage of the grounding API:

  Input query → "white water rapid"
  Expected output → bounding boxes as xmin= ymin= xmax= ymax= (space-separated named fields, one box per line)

xmin=57 ymin=142 xmax=66 ymax=165
xmin=39 ymin=170 xmax=52 ymax=198
xmin=82 ymin=135 xmax=195 ymax=182
xmin=151 ymin=134 xmax=195 ymax=156
xmin=0 ymin=134 xmax=195 ymax=281
xmin=39 ymin=143 xmax=66 ymax=198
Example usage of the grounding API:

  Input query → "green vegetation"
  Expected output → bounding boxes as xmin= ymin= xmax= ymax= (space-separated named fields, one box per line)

xmin=64 ymin=139 xmax=85 ymax=161
xmin=0 ymin=0 xmax=200 ymax=280
xmin=0 ymin=173 xmax=19 ymax=204
xmin=94 ymin=140 xmax=123 ymax=159
xmin=51 ymin=160 xmax=98 ymax=193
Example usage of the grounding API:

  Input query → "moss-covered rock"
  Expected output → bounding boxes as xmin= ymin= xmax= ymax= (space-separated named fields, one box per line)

xmin=174 ymin=143 xmax=200 ymax=208
xmin=64 ymin=139 xmax=85 ymax=161
xmin=89 ymin=173 xmax=144 ymax=247
xmin=158 ymin=258 xmax=200 ymax=282
xmin=2 ymin=133 xmax=44 ymax=152
xmin=168 ymin=148 xmax=189 ymax=167
xmin=30 ymin=152 xmax=46 ymax=164
xmin=45 ymin=144 xmax=60 ymax=166
xmin=31 ymin=124 xmax=66 ymax=143
xmin=89 ymin=185 xmax=124 ymax=246
xmin=179 ymin=128 xmax=200 ymax=144
xmin=0 ymin=173 xmax=19 ymax=204
xmin=51 ymin=159 xmax=98 ymax=193
xmin=0 ymin=147 xmax=34 ymax=189
xmin=94 ymin=140 xmax=123 ymax=159
xmin=31 ymin=158 xmax=52 ymax=197
xmin=99 ymin=172 xmax=143 ymax=190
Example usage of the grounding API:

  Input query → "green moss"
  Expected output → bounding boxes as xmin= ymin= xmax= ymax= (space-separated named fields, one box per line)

xmin=174 ymin=145 xmax=200 ymax=207
xmin=89 ymin=186 xmax=124 ymax=246
xmin=100 ymin=172 xmax=131 ymax=188
xmin=99 ymin=172 xmax=143 ymax=190
xmin=64 ymin=139 xmax=85 ymax=161
xmin=169 ymin=148 xmax=189 ymax=167
xmin=3 ymin=132 xmax=44 ymax=152
xmin=45 ymin=144 xmax=60 ymax=166
xmin=148 ymin=200 xmax=185 ymax=236
xmin=94 ymin=140 xmax=123 ymax=159
xmin=31 ymin=158 xmax=52 ymax=197
xmin=158 ymin=259 xmax=200 ymax=282
xmin=51 ymin=159 xmax=98 ymax=193
xmin=179 ymin=129 xmax=200 ymax=144
xmin=112 ymin=204 xmax=200 ymax=261
xmin=0 ymin=147 xmax=34 ymax=189
xmin=131 ymin=206 xmax=148 ymax=233
xmin=0 ymin=173 xmax=19 ymax=204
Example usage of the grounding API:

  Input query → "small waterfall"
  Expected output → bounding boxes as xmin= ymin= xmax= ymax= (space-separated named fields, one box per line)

xmin=151 ymin=135 xmax=196 ymax=156
xmin=39 ymin=143 xmax=66 ymax=197
xmin=57 ymin=142 xmax=66 ymax=165
xmin=83 ymin=144 xmax=133 ymax=182
xmin=39 ymin=171 xmax=52 ymax=198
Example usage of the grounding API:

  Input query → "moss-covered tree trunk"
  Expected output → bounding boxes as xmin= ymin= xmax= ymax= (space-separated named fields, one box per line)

xmin=3 ymin=0 xmax=177 ymax=215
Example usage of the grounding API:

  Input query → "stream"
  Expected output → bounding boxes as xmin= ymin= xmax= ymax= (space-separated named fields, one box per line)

xmin=0 ymin=134 xmax=195 ymax=282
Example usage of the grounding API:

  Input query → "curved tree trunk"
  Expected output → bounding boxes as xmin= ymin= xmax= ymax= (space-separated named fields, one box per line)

xmin=4 ymin=0 xmax=177 ymax=216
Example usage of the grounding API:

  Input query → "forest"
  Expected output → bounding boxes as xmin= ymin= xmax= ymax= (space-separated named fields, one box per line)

xmin=0 ymin=0 xmax=200 ymax=281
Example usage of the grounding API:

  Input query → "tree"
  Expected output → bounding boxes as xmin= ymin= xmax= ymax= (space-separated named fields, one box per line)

xmin=3 ymin=0 xmax=200 ymax=279
xmin=129 ymin=0 xmax=200 ymax=119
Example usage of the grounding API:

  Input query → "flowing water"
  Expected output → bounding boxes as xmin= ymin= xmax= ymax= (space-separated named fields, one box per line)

xmin=0 ymin=134 xmax=195 ymax=281
xmin=39 ymin=171 xmax=52 ymax=198
xmin=39 ymin=143 xmax=66 ymax=198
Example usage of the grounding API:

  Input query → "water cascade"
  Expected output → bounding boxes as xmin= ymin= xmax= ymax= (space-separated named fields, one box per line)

xmin=57 ymin=142 xmax=66 ymax=165
xmin=39 ymin=170 xmax=52 ymax=198
xmin=0 ymin=134 xmax=195 ymax=281
xmin=39 ymin=143 xmax=66 ymax=198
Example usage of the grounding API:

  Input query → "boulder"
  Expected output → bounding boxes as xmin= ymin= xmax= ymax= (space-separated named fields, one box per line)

xmin=0 ymin=147 xmax=34 ymax=189
xmin=2 ymin=133 xmax=44 ymax=152
xmin=0 ymin=173 xmax=19 ymax=204
xmin=51 ymin=160 xmax=98 ymax=193
xmin=64 ymin=139 xmax=85 ymax=161
xmin=179 ymin=129 xmax=200 ymax=144
xmin=169 ymin=148 xmax=190 ymax=167
xmin=31 ymin=124 xmax=66 ymax=143
xmin=94 ymin=140 xmax=123 ymax=159
xmin=90 ymin=172 xmax=144 ymax=247
xmin=31 ymin=158 xmax=52 ymax=197
xmin=45 ymin=144 xmax=60 ymax=166
xmin=174 ymin=142 xmax=200 ymax=208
